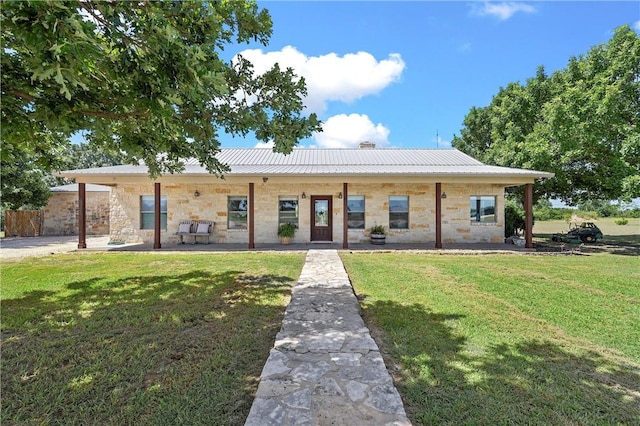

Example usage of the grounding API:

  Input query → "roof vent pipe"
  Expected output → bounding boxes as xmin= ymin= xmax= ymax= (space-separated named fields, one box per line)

xmin=358 ymin=141 xmax=376 ymax=149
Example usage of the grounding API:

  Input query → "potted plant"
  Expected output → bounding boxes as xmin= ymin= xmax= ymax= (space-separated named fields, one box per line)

xmin=369 ymin=225 xmax=386 ymax=245
xmin=277 ymin=223 xmax=296 ymax=245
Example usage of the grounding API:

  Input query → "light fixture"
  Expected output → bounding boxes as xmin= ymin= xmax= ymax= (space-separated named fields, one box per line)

xmin=194 ymin=190 xmax=200 ymax=197
xmin=441 ymin=192 xmax=447 ymax=199
xmin=262 ymin=177 xmax=269 ymax=183
xmin=338 ymin=192 xmax=343 ymax=199
xmin=301 ymin=192 xmax=306 ymax=199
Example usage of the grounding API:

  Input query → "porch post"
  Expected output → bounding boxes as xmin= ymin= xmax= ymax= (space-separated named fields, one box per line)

xmin=524 ymin=183 xmax=533 ymax=249
xmin=435 ymin=182 xmax=442 ymax=249
xmin=154 ymin=182 xmax=161 ymax=249
xmin=342 ymin=182 xmax=348 ymax=249
xmin=78 ymin=182 xmax=87 ymax=249
xmin=248 ymin=182 xmax=255 ymax=249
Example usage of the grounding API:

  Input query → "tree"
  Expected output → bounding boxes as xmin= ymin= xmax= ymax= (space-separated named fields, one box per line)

xmin=1 ymin=147 xmax=51 ymax=210
xmin=453 ymin=26 xmax=640 ymax=205
xmin=1 ymin=0 xmax=321 ymax=177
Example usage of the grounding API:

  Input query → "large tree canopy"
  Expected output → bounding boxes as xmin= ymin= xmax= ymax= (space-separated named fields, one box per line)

xmin=453 ymin=25 xmax=639 ymax=205
xmin=1 ymin=0 xmax=321 ymax=177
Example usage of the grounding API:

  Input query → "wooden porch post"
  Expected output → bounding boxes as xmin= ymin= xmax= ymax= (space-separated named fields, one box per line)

xmin=525 ymin=183 xmax=533 ymax=249
xmin=154 ymin=182 xmax=161 ymax=249
xmin=78 ymin=182 xmax=87 ymax=249
xmin=435 ymin=182 xmax=442 ymax=249
xmin=342 ymin=182 xmax=348 ymax=249
xmin=248 ymin=182 xmax=255 ymax=249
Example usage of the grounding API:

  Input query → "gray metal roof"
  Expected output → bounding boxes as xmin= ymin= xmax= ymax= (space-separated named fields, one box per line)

xmin=59 ymin=148 xmax=554 ymax=179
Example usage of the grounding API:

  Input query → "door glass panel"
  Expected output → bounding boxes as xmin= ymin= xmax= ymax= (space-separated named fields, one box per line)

xmin=314 ymin=200 xmax=329 ymax=227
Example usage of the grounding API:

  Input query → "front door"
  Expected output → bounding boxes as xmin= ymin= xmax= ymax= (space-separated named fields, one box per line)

xmin=311 ymin=196 xmax=332 ymax=241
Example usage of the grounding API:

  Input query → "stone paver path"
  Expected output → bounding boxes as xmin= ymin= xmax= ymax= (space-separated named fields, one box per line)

xmin=245 ymin=249 xmax=411 ymax=426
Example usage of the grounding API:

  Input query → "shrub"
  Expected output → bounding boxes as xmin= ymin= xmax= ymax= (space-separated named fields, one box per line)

xmin=277 ymin=223 xmax=296 ymax=238
xmin=615 ymin=218 xmax=629 ymax=225
xmin=505 ymin=203 xmax=526 ymax=237
xmin=370 ymin=225 xmax=386 ymax=235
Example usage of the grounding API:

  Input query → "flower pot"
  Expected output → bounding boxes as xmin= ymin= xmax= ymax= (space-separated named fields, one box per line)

xmin=370 ymin=234 xmax=386 ymax=245
xmin=280 ymin=236 xmax=293 ymax=245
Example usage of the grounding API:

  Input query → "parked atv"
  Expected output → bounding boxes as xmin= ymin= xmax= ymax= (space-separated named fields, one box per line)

xmin=552 ymin=222 xmax=603 ymax=244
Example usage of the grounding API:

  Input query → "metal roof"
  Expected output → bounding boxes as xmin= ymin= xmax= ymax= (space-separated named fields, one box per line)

xmin=50 ymin=183 xmax=111 ymax=192
xmin=59 ymin=148 xmax=554 ymax=179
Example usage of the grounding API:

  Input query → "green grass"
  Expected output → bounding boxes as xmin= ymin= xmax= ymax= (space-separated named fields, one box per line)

xmin=1 ymin=252 xmax=305 ymax=425
xmin=341 ymin=252 xmax=640 ymax=425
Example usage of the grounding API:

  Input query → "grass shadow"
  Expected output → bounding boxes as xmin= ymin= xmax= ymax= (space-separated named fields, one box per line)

xmin=534 ymin=233 xmax=640 ymax=256
xmin=2 ymin=269 xmax=295 ymax=425
xmin=360 ymin=299 xmax=640 ymax=425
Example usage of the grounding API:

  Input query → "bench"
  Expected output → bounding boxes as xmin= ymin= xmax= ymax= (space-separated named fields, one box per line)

xmin=175 ymin=220 xmax=214 ymax=244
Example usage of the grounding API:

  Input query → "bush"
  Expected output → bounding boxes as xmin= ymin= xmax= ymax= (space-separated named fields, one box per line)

xmin=624 ymin=208 xmax=640 ymax=218
xmin=534 ymin=207 xmax=573 ymax=221
xmin=504 ymin=202 xmax=526 ymax=237
xmin=615 ymin=218 xmax=629 ymax=225
xmin=277 ymin=223 xmax=296 ymax=238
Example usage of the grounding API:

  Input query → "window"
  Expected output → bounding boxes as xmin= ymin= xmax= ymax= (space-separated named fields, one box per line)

xmin=347 ymin=195 xmax=365 ymax=229
xmin=470 ymin=196 xmax=496 ymax=222
xmin=140 ymin=195 xmax=167 ymax=230
xmin=389 ymin=195 xmax=409 ymax=229
xmin=228 ymin=196 xmax=248 ymax=229
xmin=279 ymin=196 xmax=299 ymax=227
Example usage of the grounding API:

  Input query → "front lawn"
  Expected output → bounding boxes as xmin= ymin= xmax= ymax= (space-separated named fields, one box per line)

xmin=341 ymin=253 xmax=640 ymax=425
xmin=1 ymin=252 xmax=305 ymax=425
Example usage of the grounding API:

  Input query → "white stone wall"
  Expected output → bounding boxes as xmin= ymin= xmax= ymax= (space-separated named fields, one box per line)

xmin=108 ymin=181 xmax=505 ymax=245
xmin=42 ymin=192 xmax=110 ymax=236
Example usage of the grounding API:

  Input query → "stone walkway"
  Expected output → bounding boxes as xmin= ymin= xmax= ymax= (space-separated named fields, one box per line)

xmin=245 ymin=249 xmax=411 ymax=426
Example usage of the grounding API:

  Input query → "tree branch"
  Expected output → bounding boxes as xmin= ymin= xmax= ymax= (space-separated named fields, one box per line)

xmin=76 ymin=109 xmax=149 ymax=119
xmin=7 ymin=89 xmax=36 ymax=102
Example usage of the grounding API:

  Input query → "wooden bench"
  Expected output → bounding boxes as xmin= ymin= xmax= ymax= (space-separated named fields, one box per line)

xmin=175 ymin=220 xmax=214 ymax=244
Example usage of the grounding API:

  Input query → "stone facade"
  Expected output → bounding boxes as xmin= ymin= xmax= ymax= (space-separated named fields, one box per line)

xmin=42 ymin=190 xmax=110 ymax=236
xmin=108 ymin=180 xmax=504 ymax=245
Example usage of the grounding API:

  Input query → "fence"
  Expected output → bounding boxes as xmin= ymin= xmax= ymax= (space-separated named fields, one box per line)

xmin=4 ymin=210 xmax=42 ymax=237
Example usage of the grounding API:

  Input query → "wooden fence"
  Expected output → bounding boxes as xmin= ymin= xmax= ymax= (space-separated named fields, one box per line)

xmin=4 ymin=210 xmax=42 ymax=237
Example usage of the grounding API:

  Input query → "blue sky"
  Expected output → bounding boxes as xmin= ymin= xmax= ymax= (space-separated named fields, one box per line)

xmin=219 ymin=1 xmax=639 ymax=150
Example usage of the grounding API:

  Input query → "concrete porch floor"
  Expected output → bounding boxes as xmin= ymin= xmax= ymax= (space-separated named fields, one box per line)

xmin=93 ymin=240 xmax=533 ymax=254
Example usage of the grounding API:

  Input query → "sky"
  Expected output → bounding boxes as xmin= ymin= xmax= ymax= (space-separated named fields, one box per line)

xmin=217 ymin=0 xmax=639 ymax=150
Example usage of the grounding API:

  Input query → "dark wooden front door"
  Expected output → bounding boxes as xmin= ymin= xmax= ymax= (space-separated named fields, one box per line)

xmin=311 ymin=196 xmax=332 ymax=241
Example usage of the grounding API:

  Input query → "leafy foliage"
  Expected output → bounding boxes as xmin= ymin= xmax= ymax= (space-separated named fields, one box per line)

xmin=453 ymin=26 xmax=640 ymax=205
xmin=1 ymin=0 xmax=321 ymax=177
xmin=277 ymin=222 xmax=296 ymax=238
xmin=504 ymin=198 xmax=526 ymax=237
xmin=0 ymin=147 xmax=51 ymax=210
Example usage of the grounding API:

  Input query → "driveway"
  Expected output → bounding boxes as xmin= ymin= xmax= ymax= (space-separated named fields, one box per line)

xmin=0 ymin=235 xmax=110 ymax=260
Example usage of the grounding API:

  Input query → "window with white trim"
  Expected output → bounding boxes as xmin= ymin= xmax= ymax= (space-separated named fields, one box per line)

xmin=140 ymin=195 xmax=167 ymax=229
xmin=470 ymin=196 xmax=496 ymax=222
xmin=389 ymin=195 xmax=409 ymax=229
xmin=228 ymin=196 xmax=248 ymax=229
xmin=279 ymin=196 xmax=299 ymax=227
xmin=347 ymin=195 xmax=365 ymax=229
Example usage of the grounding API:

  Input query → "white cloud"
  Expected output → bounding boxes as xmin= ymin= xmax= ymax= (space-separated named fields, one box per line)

xmin=236 ymin=46 xmax=405 ymax=113
xmin=472 ymin=2 xmax=536 ymax=20
xmin=312 ymin=114 xmax=390 ymax=148
xmin=254 ymin=141 xmax=274 ymax=149
xmin=634 ymin=20 xmax=640 ymax=31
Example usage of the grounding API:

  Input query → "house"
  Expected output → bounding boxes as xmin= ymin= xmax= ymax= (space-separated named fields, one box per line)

xmin=42 ymin=183 xmax=110 ymax=236
xmin=59 ymin=146 xmax=553 ymax=249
